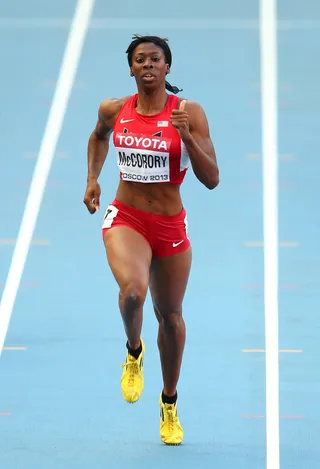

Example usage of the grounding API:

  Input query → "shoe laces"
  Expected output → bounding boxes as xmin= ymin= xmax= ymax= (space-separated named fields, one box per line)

xmin=122 ymin=358 xmax=139 ymax=387
xmin=164 ymin=405 xmax=177 ymax=433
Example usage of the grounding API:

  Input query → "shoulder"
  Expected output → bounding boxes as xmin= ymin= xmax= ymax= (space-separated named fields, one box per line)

xmin=177 ymin=98 xmax=209 ymax=130
xmin=98 ymin=96 xmax=132 ymax=124
xmin=93 ymin=96 xmax=132 ymax=139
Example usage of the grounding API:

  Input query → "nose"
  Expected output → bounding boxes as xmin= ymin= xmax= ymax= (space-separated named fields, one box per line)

xmin=143 ymin=58 xmax=153 ymax=69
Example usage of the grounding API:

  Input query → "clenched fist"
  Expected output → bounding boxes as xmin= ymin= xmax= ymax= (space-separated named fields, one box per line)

xmin=170 ymin=100 xmax=190 ymax=141
xmin=83 ymin=177 xmax=101 ymax=214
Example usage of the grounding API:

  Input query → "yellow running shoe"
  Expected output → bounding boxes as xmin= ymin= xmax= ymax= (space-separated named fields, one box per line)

xmin=159 ymin=394 xmax=184 ymax=445
xmin=120 ymin=339 xmax=145 ymax=403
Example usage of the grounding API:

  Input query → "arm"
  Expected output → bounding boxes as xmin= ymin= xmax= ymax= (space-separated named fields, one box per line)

xmin=83 ymin=98 xmax=124 ymax=214
xmin=171 ymin=100 xmax=219 ymax=190
xmin=87 ymin=99 xmax=117 ymax=182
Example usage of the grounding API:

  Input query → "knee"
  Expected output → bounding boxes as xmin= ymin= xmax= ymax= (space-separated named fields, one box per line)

xmin=155 ymin=306 xmax=183 ymax=331
xmin=121 ymin=283 xmax=146 ymax=312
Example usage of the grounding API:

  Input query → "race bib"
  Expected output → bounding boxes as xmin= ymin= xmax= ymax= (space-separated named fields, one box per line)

xmin=115 ymin=133 xmax=172 ymax=183
xmin=102 ymin=204 xmax=119 ymax=229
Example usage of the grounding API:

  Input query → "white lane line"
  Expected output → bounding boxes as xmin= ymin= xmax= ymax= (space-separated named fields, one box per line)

xmin=260 ymin=0 xmax=280 ymax=468
xmin=0 ymin=0 xmax=96 ymax=357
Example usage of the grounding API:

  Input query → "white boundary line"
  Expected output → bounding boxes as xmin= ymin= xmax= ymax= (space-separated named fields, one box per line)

xmin=0 ymin=0 xmax=96 ymax=357
xmin=259 ymin=0 xmax=280 ymax=468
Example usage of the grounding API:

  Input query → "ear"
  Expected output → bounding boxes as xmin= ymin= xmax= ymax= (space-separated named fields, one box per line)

xmin=165 ymin=64 xmax=170 ymax=75
xmin=130 ymin=68 xmax=134 ymax=77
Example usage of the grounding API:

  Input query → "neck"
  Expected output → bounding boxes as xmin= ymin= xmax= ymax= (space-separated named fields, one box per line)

xmin=135 ymin=86 xmax=168 ymax=115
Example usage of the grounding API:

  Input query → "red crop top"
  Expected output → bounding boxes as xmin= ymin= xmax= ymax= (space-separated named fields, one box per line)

xmin=112 ymin=94 xmax=190 ymax=184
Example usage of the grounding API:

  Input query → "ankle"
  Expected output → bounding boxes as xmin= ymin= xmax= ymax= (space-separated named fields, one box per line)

xmin=126 ymin=340 xmax=142 ymax=359
xmin=162 ymin=390 xmax=178 ymax=404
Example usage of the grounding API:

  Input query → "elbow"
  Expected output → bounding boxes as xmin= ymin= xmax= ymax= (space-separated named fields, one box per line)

xmin=206 ymin=160 xmax=219 ymax=190
xmin=206 ymin=171 xmax=219 ymax=190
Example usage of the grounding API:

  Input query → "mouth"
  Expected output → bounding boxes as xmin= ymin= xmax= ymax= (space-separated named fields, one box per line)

xmin=141 ymin=73 xmax=156 ymax=81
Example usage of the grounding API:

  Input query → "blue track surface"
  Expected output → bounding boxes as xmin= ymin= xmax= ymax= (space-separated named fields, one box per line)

xmin=1 ymin=1 xmax=319 ymax=467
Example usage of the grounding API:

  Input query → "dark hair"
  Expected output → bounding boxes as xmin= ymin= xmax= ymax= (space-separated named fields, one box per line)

xmin=126 ymin=34 xmax=182 ymax=94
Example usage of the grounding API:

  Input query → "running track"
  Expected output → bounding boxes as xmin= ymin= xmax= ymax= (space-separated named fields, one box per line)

xmin=0 ymin=1 xmax=319 ymax=468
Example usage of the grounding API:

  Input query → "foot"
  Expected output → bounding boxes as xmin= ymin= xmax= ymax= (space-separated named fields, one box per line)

xmin=120 ymin=339 xmax=145 ymax=403
xmin=159 ymin=393 xmax=184 ymax=445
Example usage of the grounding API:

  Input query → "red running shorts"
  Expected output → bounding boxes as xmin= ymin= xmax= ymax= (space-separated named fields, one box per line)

xmin=101 ymin=199 xmax=190 ymax=258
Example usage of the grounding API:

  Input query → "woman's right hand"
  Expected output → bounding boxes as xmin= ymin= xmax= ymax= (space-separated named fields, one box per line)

xmin=83 ymin=177 xmax=101 ymax=214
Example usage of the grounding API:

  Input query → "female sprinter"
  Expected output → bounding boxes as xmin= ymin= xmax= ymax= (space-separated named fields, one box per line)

xmin=83 ymin=35 xmax=219 ymax=445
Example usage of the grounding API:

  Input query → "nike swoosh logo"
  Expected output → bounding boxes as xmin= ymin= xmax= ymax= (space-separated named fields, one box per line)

xmin=172 ymin=240 xmax=184 ymax=247
xmin=120 ymin=118 xmax=134 ymax=123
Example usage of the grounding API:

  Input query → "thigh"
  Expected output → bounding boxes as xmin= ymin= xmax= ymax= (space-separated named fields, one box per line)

xmin=104 ymin=226 xmax=152 ymax=295
xmin=149 ymin=247 xmax=192 ymax=315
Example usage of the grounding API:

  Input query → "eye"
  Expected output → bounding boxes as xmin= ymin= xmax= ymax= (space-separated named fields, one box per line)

xmin=152 ymin=57 xmax=160 ymax=62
